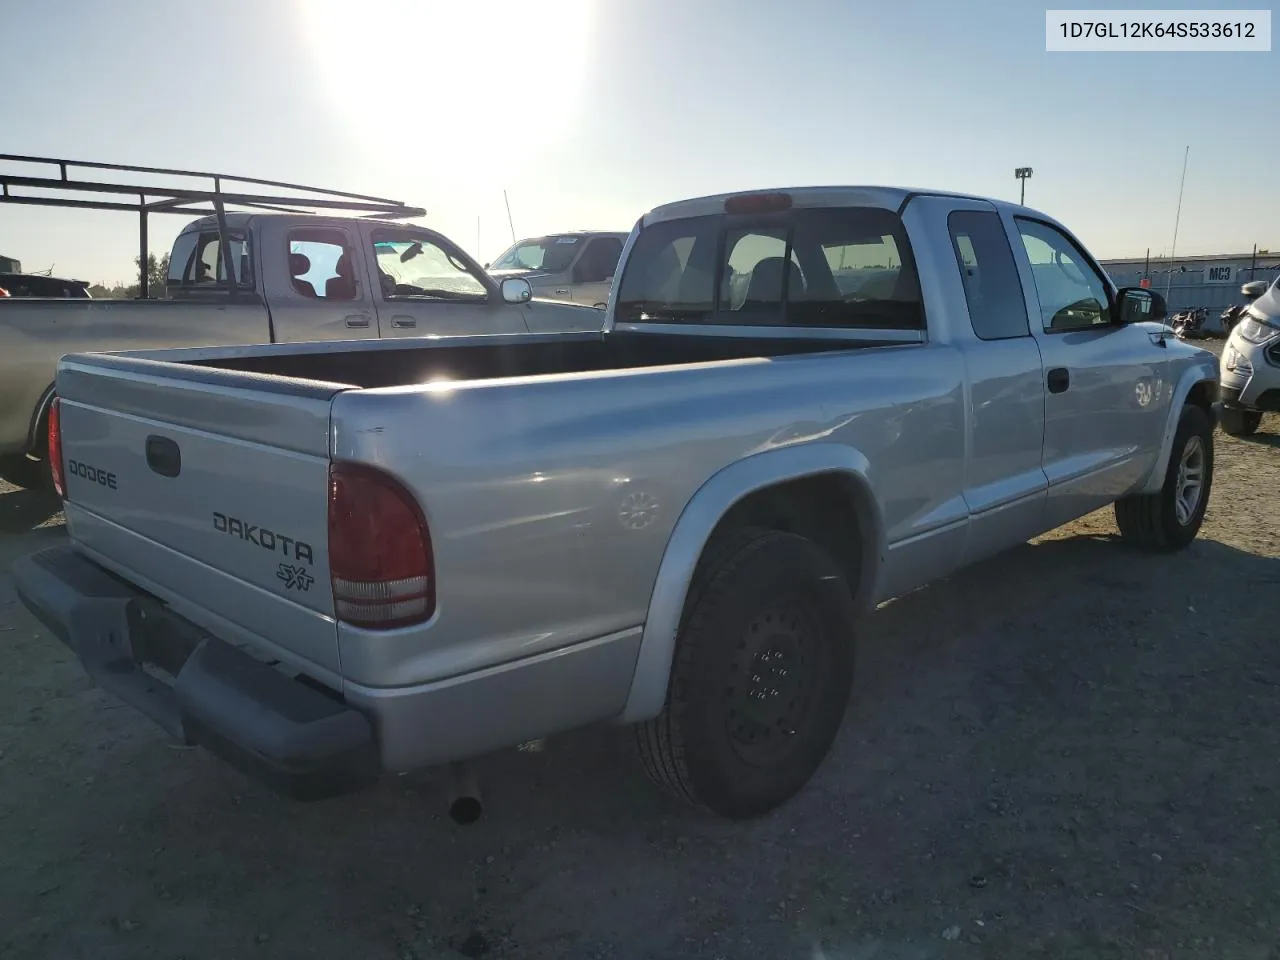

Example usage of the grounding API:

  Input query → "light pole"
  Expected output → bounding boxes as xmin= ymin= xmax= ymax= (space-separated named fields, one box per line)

xmin=1015 ymin=167 xmax=1033 ymax=205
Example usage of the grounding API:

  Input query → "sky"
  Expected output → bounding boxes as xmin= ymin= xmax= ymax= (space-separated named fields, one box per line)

xmin=0 ymin=0 xmax=1275 ymax=286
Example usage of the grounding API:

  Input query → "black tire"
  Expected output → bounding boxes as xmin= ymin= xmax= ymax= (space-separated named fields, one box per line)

xmin=1114 ymin=404 xmax=1213 ymax=552
xmin=0 ymin=452 xmax=53 ymax=491
xmin=1219 ymin=407 xmax=1262 ymax=437
xmin=636 ymin=527 xmax=857 ymax=819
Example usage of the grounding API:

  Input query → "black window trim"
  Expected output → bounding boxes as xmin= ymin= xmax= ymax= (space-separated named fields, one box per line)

xmin=946 ymin=209 xmax=1031 ymax=342
xmin=1014 ymin=214 xmax=1117 ymax=335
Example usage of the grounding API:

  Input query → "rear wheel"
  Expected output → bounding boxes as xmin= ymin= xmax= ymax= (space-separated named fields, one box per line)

xmin=1219 ymin=407 xmax=1262 ymax=437
xmin=0 ymin=452 xmax=53 ymax=491
xmin=636 ymin=527 xmax=857 ymax=819
xmin=1114 ymin=404 xmax=1213 ymax=552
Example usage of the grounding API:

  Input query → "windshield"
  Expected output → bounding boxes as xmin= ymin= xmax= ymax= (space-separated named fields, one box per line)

xmin=490 ymin=236 xmax=583 ymax=273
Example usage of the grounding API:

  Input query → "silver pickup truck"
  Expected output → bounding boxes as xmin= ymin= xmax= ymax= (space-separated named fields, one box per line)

xmin=14 ymin=186 xmax=1219 ymax=822
xmin=0 ymin=212 xmax=603 ymax=490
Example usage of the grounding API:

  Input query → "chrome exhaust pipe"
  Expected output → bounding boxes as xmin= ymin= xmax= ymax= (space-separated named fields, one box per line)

xmin=446 ymin=761 xmax=482 ymax=825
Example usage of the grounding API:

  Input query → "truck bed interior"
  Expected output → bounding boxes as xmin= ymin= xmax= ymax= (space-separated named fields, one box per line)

xmin=191 ymin=331 xmax=884 ymax=389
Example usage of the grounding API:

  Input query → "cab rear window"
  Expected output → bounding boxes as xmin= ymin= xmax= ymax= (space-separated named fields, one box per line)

xmin=167 ymin=230 xmax=254 ymax=290
xmin=614 ymin=206 xmax=924 ymax=330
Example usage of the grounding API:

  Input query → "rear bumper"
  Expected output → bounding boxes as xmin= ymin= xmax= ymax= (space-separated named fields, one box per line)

xmin=13 ymin=544 xmax=646 ymax=795
xmin=13 ymin=545 xmax=379 ymax=801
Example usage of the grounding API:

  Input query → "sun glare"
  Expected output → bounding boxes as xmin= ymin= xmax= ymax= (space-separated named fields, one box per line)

xmin=297 ymin=0 xmax=596 ymax=188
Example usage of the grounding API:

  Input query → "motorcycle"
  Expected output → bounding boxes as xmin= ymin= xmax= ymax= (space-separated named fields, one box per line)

xmin=1171 ymin=306 xmax=1209 ymax=340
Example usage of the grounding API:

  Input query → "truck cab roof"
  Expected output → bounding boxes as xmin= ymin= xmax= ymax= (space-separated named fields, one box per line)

xmin=644 ymin=185 xmax=1031 ymax=225
xmin=176 ymin=212 xmax=432 ymax=235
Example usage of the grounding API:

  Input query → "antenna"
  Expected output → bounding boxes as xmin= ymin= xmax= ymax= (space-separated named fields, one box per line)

xmin=503 ymin=189 xmax=516 ymax=243
xmin=1166 ymin=145 xmax=1190 ymax=298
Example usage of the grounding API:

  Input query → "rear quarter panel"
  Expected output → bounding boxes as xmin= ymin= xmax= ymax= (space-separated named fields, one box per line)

xmin=331 ymin=344 xmax=967 ymax=689
xmin=0 ymin=299 xmax=270 ymax=453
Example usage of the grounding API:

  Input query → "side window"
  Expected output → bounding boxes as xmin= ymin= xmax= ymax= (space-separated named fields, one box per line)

xmin=576 ymin=238 xmax=623 ymax=283
xmin=287 ymin=228 xmax=357 ymax=301
xmin=947 ymin=210 xmax=1030 ymax=340
xmin=787 ymin=207 xmax=925 ymax=330
xmin=173 ymin=231 xmax=253 ymax=289
xmin=1015 ymin=218 xmax=1111 ymax=332
xmin=370 ymin=230 xmax=487 ymax=301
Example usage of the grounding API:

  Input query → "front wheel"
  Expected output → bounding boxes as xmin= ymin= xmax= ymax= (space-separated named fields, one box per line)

xmin=635 ymin=527 xmax=857 ymax=819
xmin=1114 ymin=404 xmax=1214 ymax=552
xmin=1219 ymin=407 xmax=1262 ymax=437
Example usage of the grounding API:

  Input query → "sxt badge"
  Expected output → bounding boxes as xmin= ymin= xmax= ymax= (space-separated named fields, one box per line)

xmin=277 ymin=563 xmax=315 ymax=592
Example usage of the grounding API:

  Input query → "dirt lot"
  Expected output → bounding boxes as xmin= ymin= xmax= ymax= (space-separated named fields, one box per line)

xmin=2 ymin=411 xmax=1279 ymax=960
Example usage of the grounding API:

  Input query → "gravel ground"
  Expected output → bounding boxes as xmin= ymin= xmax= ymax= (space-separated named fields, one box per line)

xmin=2 ymin=404 xmax=1279 ymax=960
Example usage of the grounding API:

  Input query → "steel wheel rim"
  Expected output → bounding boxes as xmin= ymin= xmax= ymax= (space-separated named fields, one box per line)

xmin=1175 ymin=434 xmax=1205 ymax=525
xmin=725 ymin=598 xmax=827 ymax=766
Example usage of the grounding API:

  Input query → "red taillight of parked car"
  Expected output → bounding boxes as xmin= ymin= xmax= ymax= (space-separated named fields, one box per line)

xmin=327 ymin=462 xmax=435 ymax=629
xmin=48 ymin=398 xmax=66 ymax=499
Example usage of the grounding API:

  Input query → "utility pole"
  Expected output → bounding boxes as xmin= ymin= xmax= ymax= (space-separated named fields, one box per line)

xmin=1015 ymin=167 xmax=1033 ymax=205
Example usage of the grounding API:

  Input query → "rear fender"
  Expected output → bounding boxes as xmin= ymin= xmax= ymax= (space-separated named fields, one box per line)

xmin=618 ymin=442 xmax=885 ymax=724
xmin=26 ymin=382 xmax=56 ymax=455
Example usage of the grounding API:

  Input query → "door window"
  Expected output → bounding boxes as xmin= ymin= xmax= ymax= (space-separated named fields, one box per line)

xmin=370 ymin=230 xmax=487 ymax=301
xmin=1016 ymin=219 xmax=1111 ymax=332
xmin=947 ymin=210 xmax=1030 ymax=340
xmin=287 ymin=228 xmax=357 ymax=301
xmin=575 ymin=237 xmax=624 ymax=283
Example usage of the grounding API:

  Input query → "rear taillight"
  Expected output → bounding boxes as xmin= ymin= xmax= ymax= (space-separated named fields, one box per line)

xmin=48 ymin=398 xmax=66 ymax=499
xmin=327 ymin=462 xmax=434 ymax=629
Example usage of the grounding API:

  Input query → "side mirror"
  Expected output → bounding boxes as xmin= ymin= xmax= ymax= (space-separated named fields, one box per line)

xmin=483 ymin=262 xmax=490 ymax=269
xmin=1115 ymin=286 xmax=1167 ymax=325
xmin=1241 ymin=280 xmax=1268 ymax=301
xmin=501 ymin=277 xmax=532 ymax=304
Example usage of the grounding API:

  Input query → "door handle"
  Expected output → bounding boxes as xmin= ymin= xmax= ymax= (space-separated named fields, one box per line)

xmin=390 ymin=315 xmax=417 ymax=328
xmin=344 ymin=314 xmax=370 ymax=328
xmin=553 ymin=288 xmax=569 ymax=296
xmin=1047 ymin=367 xmax=1070 ymax=394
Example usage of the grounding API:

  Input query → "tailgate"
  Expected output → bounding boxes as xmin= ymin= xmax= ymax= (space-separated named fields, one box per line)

xmin=55 ymin=355 xmax=350 ymax=677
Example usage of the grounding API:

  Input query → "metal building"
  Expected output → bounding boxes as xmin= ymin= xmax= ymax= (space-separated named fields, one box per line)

xmin=1099 ymin=250 xmax=1280 ymax=314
